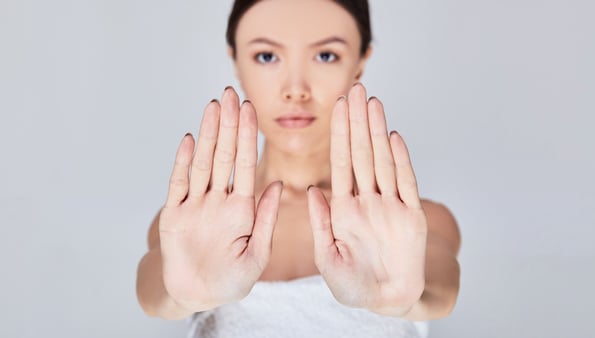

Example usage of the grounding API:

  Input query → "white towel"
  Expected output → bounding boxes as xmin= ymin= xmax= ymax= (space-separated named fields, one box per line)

xmin=187 ymin=275 xmax=429 ymax=338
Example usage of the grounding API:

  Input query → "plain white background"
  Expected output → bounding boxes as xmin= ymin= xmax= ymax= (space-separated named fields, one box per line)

xmin=1 ymin=0 xmax=593 ymax=337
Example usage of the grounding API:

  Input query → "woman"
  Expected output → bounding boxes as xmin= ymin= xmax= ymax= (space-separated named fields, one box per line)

xmin=137 ymin=0 xmax=461 ymax=337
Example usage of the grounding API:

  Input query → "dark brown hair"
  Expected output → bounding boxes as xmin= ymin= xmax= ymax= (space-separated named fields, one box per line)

xmin=226 ymin=0 xmax=372 ymax=58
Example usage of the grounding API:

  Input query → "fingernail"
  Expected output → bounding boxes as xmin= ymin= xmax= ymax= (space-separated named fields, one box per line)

xmin=389 ymin=130 xmax=398 ymax=137
xmin=368 ymin=96 xmax=377 ymax=102
xmin=210 ymin=98 xmax=219 ymax=103
xmin=352 ymin=82 xmax=362 ymax=87
xmin=242 ymin=99 xmax=251 ymax=105
xmin=224 ymin=85 xmax=233 ymax=91
xmin=184 ymin=132 xmax=192 ymax=138
xmin=337 ymin=95 xmax=346 ymax=102
xmin=307 ymin=184 xmax=315 ymax=191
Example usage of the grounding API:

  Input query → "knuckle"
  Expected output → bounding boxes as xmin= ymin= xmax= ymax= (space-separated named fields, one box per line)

xmin=173 ymin=158 xmax=189 ymax=167
xmin=375 ymin=155 xmax=395 ymax=169
xmin=199 ymin=133 xmax=218 ymax=143
xmin=214 ymin=148 xmax=235 ymax=163
xmin=236 ymin=154 xmax=256 ymax=168
xmin=192 ymin=158 xmax=211 ymax=171
xmin=169 ymin=177 xmax=187 ymax=187
xmin=349 ymin=113 xmax=367 ymax=123
xmin=220 ymin=118 xmax=239 ymax=128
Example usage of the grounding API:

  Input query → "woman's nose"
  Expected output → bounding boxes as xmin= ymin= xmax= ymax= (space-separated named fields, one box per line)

xmin=283 ymin=85 xmax=311 ymax=101
xmin=281 ymin=67 xmax=311 ymax=102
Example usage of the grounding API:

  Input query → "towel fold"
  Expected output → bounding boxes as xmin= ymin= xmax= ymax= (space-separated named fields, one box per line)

xmin=187 ymin=275 xmax=428 ymax=338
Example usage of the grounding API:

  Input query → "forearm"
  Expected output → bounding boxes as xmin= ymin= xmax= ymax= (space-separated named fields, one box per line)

xmin=136 ymin=247 xmax=195 ymax=320
xmin=402 ymin=235 xmax=461 ymax=321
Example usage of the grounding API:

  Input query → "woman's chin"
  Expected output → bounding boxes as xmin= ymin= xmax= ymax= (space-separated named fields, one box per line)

xmin=267 ymin=135 xmax=328 ymax=156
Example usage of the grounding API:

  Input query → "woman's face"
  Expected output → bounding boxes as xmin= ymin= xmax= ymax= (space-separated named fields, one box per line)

xmin=232 ymin=0 xmax=370 ymax=156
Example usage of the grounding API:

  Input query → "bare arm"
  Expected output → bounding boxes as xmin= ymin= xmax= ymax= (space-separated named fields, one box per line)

xmin=307 ymin=84 xmax=461 ymax=321
xmin=135 ymin=88 xmax=282 ymax=321
xmin=136 ymin=209 xmax=196 ymax=320
xmin=403 ymin=200 xmax=461 ymax=320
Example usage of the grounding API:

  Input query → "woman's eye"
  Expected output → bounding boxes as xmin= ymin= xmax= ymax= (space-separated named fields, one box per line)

xmin=255 ymin=52 xmax=277 ymax=64
xmin=316 ymin=52 xmax=338 ymax=63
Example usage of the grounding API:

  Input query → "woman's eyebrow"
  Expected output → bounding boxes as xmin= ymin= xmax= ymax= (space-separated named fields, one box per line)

xmin=248 ymin=37 xmax=284 ymax=47
xmin=247 ymin=36 xmax=348 ymax=48
xmin=309 ymin=36 xmax=348 ymax=47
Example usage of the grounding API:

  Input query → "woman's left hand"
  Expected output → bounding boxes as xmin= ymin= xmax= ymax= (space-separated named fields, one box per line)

xmin=307 ymin=83 xmax=428 ymax=317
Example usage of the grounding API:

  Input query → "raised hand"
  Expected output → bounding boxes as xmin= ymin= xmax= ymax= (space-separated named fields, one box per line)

xmin=159 ymin=87 xmax=282 ymax=312
xmin=307 ymin=83 xmax=428 ymax=316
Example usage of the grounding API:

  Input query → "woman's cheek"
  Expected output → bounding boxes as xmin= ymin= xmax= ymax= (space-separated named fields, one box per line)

xmin=316 ymin=71 xmax=352 ymax=102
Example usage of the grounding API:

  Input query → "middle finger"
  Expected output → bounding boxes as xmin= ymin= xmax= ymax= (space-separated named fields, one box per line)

xmin=210 ymin=86 xmax=240 ymax=192
xmin=348 ymin=83 xmax=376 ymax=194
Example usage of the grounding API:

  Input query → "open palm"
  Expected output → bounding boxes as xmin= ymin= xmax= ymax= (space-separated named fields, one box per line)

xmin=159 ymin=88 xmax=282 ymax=311
xmin=307 ymin=84 xmax=428 ymax=316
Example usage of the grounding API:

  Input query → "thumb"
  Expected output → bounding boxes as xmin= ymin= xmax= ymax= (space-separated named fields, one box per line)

xmin=248 ymin=181 xmax=283 ymax=269
xmin=307 ymin=186 xmax=337 ymax=269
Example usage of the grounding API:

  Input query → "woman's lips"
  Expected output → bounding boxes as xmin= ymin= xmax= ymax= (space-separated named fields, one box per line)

xmin=275 ymin=114 xmax=316 ymax=129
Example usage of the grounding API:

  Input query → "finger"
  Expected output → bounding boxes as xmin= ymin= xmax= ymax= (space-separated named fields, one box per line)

xmin=210 ymin=87 xmax=240 ymax=192
xmin=231 ymin=100 xmax=258 ymax=197
xmin=307 ymin=186 xmax=338 ymax=269
xmin=348 ymin=83 xmax=376 ymax=194
xmin=188 ymin=99 xmax=220 ymax=198
xmin=368 ymin=97 xmax=397 ymax=196
xmin=389 ymin=131 xmax=422 ymax=208
xmin=248 ymin=181 xmax=283 ymax=268
xmin=165 ymin=133 xmax=194 ymax=207
xmin=330 ymin=96 xmax=353 ymax=197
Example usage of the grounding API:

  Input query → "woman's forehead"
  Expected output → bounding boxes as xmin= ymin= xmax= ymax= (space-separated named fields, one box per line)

xmin=235 ymin=0 xmax=361 ymax=48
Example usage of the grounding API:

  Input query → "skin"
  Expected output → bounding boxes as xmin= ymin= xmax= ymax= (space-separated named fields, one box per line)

xmin=136 ymin=0 xmax=461 ymax=321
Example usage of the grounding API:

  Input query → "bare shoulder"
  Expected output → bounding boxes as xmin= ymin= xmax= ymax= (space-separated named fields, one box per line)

xmin=420 ymin=199 xmax=461 ymax=255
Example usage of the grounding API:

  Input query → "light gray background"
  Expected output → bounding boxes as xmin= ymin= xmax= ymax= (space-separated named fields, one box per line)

xmin=1 ymin=0 xmax=593 ymax=337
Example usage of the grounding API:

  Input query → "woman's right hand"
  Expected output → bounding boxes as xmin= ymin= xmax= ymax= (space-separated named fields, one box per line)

xmin=158 ymin=87 xmax=282 ymax=312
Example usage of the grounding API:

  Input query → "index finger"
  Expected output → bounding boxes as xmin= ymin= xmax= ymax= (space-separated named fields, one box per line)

xmin=331 ymin=96 xmax=353 ymax=198
xmin=389 ymin=131 xmax=421 ymax=209
xmin=231 ymin=100 xmax=258 ymax=197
